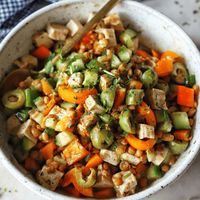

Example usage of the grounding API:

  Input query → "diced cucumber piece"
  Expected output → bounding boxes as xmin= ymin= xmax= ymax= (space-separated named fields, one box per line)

xmin=83 ymin=70 xmax=98 ymax=88
xmin=56 ymin=59 xmax=67 ymax=72
xmin=68 ymin=58 xmax=85 ymax=75
xmin=141 ymin=68 xmax=158 ymax=88
xmin=34 ymin=97 xmax=46 ymax=112
xmin=119 ymin=109 xmax=135 ymax=134
xmin=158 ymin=120 xmax=172 ymax=133
xmin=100 ymin=86 xmax=116 ymax=111
xmin=44 ymin=128 xmax=55 ymax=137
xmin=33 ymin=112 xmax=44 ymax=126
xmin=126 ymin=89 xmax=144 ymax=106
xmin=147 ymin=165 xmax=162 ymax=180
xmin=155 ymin=110 xmax=169 ymax=123
xmin=21 ymin=137 xmax=36 ymax=151
xmin=169 ymin=140 xmax=188 ymax=155
xmin=146 ymin=149 xmax=155 ymax=162
xmin=41 ymin=54 xmax=55 ymax=74
xmin=118 ymin=45 xmax=132 ymax=63
xmin=100 ymin=114 xmax=113 ymax=124
xmin=111 ymin=54 xmax=121 ymax=69
xmin=25 ymin=87 xmax=39 ymax=108
xmin=55 ymin=131 xmax=75 ymax=147
xmin=86 ymin=59 xmax=103 ymax=72
xmin=171 ymin=112 xmax=191 ymax=130
xmin=16 ymin=109 xmax=29 ymax=122
xmin=163 ymin=150 xmax=173 ymax=164
xmin=60 ymin=102 xmax=76 ymax=109
xmin=45 ymin=117 xmax=57 ymax=129
xmin=120 ymin=29 xmax=137 ymax=49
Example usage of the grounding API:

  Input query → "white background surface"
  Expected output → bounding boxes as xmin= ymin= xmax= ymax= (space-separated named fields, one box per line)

xmin=0 ymin=0 xmax=200 ymax=199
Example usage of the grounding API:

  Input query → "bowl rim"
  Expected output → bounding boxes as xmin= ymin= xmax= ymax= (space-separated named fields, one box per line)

xmin=0 ymin=0 xmax=200 ymax=200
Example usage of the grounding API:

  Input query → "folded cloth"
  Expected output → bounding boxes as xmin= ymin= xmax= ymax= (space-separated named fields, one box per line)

xmin=0 ymin=0 xmax=59 ymax=41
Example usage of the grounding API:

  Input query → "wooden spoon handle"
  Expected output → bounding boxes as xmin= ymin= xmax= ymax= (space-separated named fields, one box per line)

xmin=62 ymin=0 xmax=119 ymax=55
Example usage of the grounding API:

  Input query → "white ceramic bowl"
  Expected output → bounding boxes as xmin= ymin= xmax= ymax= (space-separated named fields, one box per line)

xmin=0 ymin=0 xmax=200 ymax=199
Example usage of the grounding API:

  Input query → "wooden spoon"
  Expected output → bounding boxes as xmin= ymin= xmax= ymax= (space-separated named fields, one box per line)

xmin=62 ymin=0 xmax=119 ymax=55
xmin=0 ymin=0 xmax=119 ymax=95
xmin=0 ymin=69 xmax=31 ymax=95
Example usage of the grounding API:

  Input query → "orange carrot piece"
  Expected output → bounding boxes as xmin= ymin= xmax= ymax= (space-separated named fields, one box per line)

xmin=151 ymin=49 xmax=160 ymax=59
xmin=62 ymin=169 xmax=74 ymax=187
xmin=94 ymin=188 xmax=114 ymax=198
xmin=62 ymin=168 xmax=93 ymax=197
xmin=135 ymin=163 xmax=147 ymax=175
xmin=58 ymin=85 xmax=98 ymax=104
xmin=126 ymin=134 xmax=156 ymax=151
xmin=138 ymin=102 xmax=156 ymax=127
xmin=82 ymin=154 xmax=103 ymax=174
xmin=32 ymin=45 xmax=51 ymax=59
xmin=40 ymin=142 xmax=56 ymax=160
xmin=72 ymin=177 xmax=93 ymax=197
xmin=136 ymin=50 xmax=150 ymax=59
xmin=155 ymin=59 xmax=173 ymax=77
xmin=133 ymin=80 xmax=143 ymax=89
xmin=174 ymin=130 xmax=191 ymax=141
xmin=177 ymin=85 xmax=194 ymax=107
xmin=24 ymin=157 xmax=39 ymax=172
xmin=114 ymin=87 xmax=126 ymax=108
xmin=43 ymin=98 xmax=56 ymax=116
xmin=161 ymin=51 xmax=180 ymax=61
xmin=63 ymin=140 xmax=89 ymax=165
xmin=41 ymin=79 xmax=53 ymax=95
xmin=64 ymin=185 xmax=81 ymax=197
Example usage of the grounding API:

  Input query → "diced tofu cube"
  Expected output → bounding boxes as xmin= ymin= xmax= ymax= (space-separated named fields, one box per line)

xmin=68 ymin=72 xmax=83 ymax=88
xmin=6 ymin=115 xmax=21 ymax=135
xmin=112 ymin=171 xmax=137 ymax=197
xmin=63 ymin=140 xmax=89 ymax=165
xmin=138 ymin=124 xmax=155 ymax=139
xmin=67 ymin=19 xmax=83 ymax=36
xmin=148 ymin=148 xmax=169 ymax=166
xmin=99 ymin=74 xmax=112 ymax=91
xmin=77 ymin=123 xmax=89 ymax=137
xmin=32 ymin=31 xmax=54 ymax=48
xmin=96 ymin=28 xmax=117 ymax=47
xmin=14 ymin=55 xmax=38 ymax=69
xmin=47 ymin=23 xmax=69 ymax=41
xmin=100 ymin=149 xmax=120 ymax=166
xmin=56 ymin=72 xmax=69 ymax=88
xmin=85 ymin=95 xmax=105 ymax=114
xmin=49 ymin=105 xmax=74 ymax=120
xmin=80 ymin=112 xmax=97 ymax=128
xmin=121 ymin=153 xmax=141 ymax=165
xmin=36 ymin=166 xmax=64 ymax=190
xmin=29 ymin=110 xmax=44 ymax=126
xmin=103 ymin=13 xmax=124 ymax=31
xmin=94 ymin=164 xmax=114 ymax=188
xmin=17 ymin=119 xmax=37 ymax=144
xmin=77 ymin=112 xmax=97 ymax=137
xmin=147 ymin=88 xmax=168 ymax=110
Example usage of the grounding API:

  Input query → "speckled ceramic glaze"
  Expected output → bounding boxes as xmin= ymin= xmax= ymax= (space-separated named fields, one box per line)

xmin=0 ymin=0 xmax=200 ymax=199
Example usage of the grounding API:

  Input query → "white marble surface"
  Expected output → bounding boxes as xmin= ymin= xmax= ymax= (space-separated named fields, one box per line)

xmin=0 ymin=0 xmax=200 ymax=199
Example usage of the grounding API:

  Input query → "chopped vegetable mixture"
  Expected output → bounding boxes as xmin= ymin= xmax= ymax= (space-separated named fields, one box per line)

xmin=2 ymin=13 xmax=198 ymax=198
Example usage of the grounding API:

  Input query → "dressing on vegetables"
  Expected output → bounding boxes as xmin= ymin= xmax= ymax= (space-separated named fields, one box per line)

xmin=1 ymin=13 xmax=198 ymax=199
